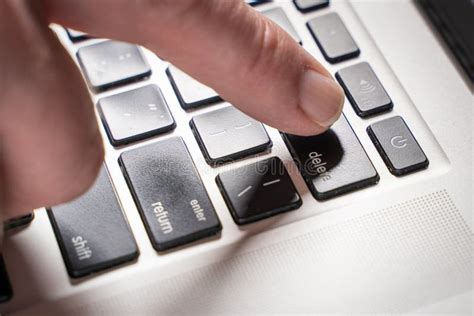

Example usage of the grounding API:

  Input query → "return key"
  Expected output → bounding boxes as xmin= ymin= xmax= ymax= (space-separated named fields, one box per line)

xmin=119 ymin=137 xmax=222 ymax=251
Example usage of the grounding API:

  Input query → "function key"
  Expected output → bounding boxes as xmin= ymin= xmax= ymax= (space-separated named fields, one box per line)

xmin=217 ymin=157 xmax=301 ymax=225
xmin=77 ymin=40 xmax=151 ymax=91
xmin=307 ymin=13 xmax=360 ymax=63
xmin=167 ymin=66 xmax=221 ymax=110
xmin=367 ymin=116 xmax=429 ymax=176
xmin=282 ymin=114 xmax=379 ymax=200
xmin=336 ymin=62 xmax=393 ymax=117
xmin=97 ymin=85 xmax=175 ymax=146
xmin=119 ymin=137 xmax=222 ymax=251
xmin=293 ymin=0 xmax=329 ymax=13
xmin=48 ymin=166 xmax=139 ymax=278
xmin=190 ymin=106 xmax=272 ymax=165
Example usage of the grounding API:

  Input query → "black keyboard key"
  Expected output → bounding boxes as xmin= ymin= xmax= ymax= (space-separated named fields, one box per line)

xmin=282 ymin=114 xmax=379 ymax=200
xmin=77 ymin=40 xmax=151 ymax=91
xmin=217 ymin=157 xmax=301 ymax=225
xmin=190 ymin=106 xmax=272 ymax=165
xmin=98 ymin=85 xmax=175 ymax=146
xmin=119 ymin=137 xmax=222 ymax=252
xmin=48 ymin=166 xmax=138 ymax=278
xmin=3 ymin=213 xmax=34 ymax=230
xmin=307 ymin=13 xmax=360 ymax=63
xmin=65 ymin=28 xmax=89 ymax=42
xmin=293 ymin=0 xmax=329 ymax=13
xmin=247 ymin=0 xmax=271 ymax=5
xmin=0 ymin=257 xmax=13 ymax=304
xmin=263 ymin=7 xmax=302 ymax=44
xmin=167 ymin=66 xmax=221 ymax=110
xmin=367 ymin=116 xmax=429 ymax=176
xmin=336 ymin=62 xmax=393 ymax=117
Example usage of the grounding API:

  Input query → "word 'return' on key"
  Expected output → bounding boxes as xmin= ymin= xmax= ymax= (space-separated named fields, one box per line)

xmin=119 ymin=137 xmax=222 ymax=251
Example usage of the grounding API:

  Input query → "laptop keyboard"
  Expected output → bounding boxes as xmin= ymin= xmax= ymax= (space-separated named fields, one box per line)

xmin=1 ymin=0 xmax=432 ymax=299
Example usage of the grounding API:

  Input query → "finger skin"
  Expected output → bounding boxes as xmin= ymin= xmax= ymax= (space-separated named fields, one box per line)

xmin=0 ymin=0 xmax=103 ymax=218
xmin=0 ymin=0 xmax=344 ymax=218
xmin=45 ymin=0 xmax=344 ymax=135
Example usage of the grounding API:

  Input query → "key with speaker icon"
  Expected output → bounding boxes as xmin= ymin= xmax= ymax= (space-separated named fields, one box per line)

xmin=336 ymin=62 xmax=393 ymax=117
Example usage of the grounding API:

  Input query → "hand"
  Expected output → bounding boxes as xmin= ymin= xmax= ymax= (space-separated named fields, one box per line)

xmin=0 ymin=0 xmax=344 ymax=221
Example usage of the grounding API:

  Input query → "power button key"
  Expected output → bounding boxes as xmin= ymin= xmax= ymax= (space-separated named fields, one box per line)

xmin=367 ymin=116 xmax=429 ymax=176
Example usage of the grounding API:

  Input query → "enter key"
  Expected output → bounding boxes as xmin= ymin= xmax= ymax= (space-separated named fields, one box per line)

xmin=119 ymin=137 xmax=222 ymax=252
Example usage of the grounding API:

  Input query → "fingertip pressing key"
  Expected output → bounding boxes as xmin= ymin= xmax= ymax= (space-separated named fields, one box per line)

xmin=299 ymin=70 xmax=345 ymax=129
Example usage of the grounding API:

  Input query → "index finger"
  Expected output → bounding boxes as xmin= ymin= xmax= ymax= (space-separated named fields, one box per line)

xmin=45 ymin=0 xmax=344 ymax=135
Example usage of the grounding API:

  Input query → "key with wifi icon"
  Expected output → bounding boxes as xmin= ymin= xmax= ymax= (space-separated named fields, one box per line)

xmin=336 ymin=62 xmax=393 ymax=117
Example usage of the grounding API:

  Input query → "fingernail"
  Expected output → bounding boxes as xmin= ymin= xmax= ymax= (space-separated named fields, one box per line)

xmin=299 ymin=70 xmax=344 ymax=128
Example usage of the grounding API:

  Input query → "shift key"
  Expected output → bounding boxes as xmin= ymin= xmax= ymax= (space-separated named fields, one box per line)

xmin=119 ymin=137 xmax=222 ymax=251
xmin=48 ymin=166 xmax=138 ymax=278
